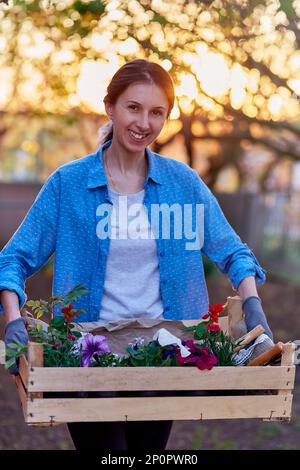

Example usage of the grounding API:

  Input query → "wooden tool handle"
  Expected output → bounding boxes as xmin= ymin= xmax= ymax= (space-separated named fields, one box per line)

xmin=234 ymin=325 xmax=265 ymax=352
xmin=247 ymin=342 xmax=283 ymax=366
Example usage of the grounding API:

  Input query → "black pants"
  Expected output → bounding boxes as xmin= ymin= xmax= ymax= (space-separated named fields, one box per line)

xmin=67 ymin=420 xmax=173 ymax=451
xmin=66 ymin=390 xmax=173 ymax=451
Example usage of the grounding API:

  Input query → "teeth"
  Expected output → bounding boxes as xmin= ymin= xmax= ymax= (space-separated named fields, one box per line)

xmin=129 ymin=130 xmax=147 ymax=140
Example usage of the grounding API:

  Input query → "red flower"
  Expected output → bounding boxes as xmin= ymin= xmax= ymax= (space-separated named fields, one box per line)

xmin=61 ymin=304 xmax=74 ymax=314
xmin=209 ymin=303 xmax=224 ymax=314
xmin=206 ymin=323 xmax=221 ymax=333
xmin=208 ymin=303 xmax=224 ymax=323
xmin=52 ymin=343 xmax=61 ymax=349
xmin=61 ymin=304 xmax=77 ymax=324
xmin=202 ymin=313 xmax=210 ymax=319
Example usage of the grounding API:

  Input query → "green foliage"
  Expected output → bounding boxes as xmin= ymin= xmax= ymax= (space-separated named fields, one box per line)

xmin=43 ymin=341 xmax=81 ymax=367
xmin=5 ymin=284 xmax=89 ymax=370
xmin=90 ymin=353 xmax=129 ymax=367
xmin=73 ymin=0 xmax=106 ymax=15
xmin=4 ymin=342 xmax=28 ymax=370
xmin=203 ymin=330 xmax=240 ymax=366
xmin=152 ymin=12 xmax=168 ymax=25
xmin=25 ymin=284 xmax=89 ymax=320
xmin=184 ymin=318 xmax=242 ymax=366
xmin=278 ymin=0 xmax=297 ymax=18
xmin=126 ymin=341 xmax=179 ymax=367
xmin=14 ymin=0 xmax=41 ymax=14
xmin=63 ymin=284 xmax=90 ymax=304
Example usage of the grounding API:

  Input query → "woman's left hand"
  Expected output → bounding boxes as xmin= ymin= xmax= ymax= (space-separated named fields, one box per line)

xmin=242 ymin=296 xmax=274 ymax=341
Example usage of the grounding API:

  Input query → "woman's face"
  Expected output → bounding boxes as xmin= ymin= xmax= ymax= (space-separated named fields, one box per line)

xmin=105 ymin=81 xmax=169 ymax=153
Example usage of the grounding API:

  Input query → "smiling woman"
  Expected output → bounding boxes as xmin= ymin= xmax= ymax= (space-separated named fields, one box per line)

xmin=0 ymin=59 xmax=273 ymax=451
xmin=100 ymin=60 xmax=174 ymax=194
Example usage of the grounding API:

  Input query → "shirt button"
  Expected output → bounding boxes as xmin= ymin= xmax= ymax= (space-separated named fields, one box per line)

xmin=162 ymin=279 xmax=167 ymax=285
xmin=159 ymin=252 xmax=164 ymax=257
xmin=165 ymin=306 xmax=170 ymax=311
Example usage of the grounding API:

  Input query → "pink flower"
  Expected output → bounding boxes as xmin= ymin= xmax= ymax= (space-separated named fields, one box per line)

xmin=52 ymin=343 xmax=61 ymax=349
xmin=177 ymin=344 xmax=217 ymax=370
xmin=67 ymin=333 xmax=76 ymax=341
xmin=196 ymin=349 xmax=218 ymax=370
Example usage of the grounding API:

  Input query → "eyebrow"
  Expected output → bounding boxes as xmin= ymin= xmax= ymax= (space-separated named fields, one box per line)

xmin=126 ymin=100 xmax=167 ymax=110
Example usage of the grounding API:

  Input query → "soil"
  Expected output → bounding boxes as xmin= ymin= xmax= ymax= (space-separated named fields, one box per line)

xmin=0 ymin=273 xmax=300 ymax=450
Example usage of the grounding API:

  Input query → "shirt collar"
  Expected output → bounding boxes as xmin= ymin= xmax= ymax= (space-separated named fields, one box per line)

xmin=87 ymin=140 xmax=162 ymax=189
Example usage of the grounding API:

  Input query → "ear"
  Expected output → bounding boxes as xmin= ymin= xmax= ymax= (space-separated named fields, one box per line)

xmin=104 ymin=101 xmax=114 ymax=120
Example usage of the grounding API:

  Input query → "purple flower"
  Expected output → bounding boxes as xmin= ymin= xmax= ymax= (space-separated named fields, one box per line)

xmin=162 ymin=347 xmax=177 ymax=360
xmin=80 ymin=333 xmax=111 ymax=367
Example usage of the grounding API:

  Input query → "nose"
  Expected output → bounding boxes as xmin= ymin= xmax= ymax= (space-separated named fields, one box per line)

xmin=136 ymin=112 xmax=150 ymax=131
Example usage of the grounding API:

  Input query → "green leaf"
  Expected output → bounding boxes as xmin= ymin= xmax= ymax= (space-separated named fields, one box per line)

xmin=278 ymin=0 xmax=297 ymax=18
xmin=72 ymin=331 xmax=82 ymax=338
xmin=152 ymin=12 xmax=168 ymax=25
xmin=194 ymin=322 xmax=207 ymax=339
xmin=182 ymin=326 xmax=196 ymax=332
xmin=73 ymin=0 xmax=105 ymax=16
xmin=6 ymin=343 xmax=19 ymax=349
xmin=50 ymin=317 xmax=65 ymax=330
xmin=5 ymin=349 xmax=17 ymax=357
xmin=5 ymin=358 xmax=16 ymax=369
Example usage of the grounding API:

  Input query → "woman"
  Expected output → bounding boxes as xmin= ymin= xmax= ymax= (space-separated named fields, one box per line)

xmin=0 ymin=59 xmax=273 ymax=450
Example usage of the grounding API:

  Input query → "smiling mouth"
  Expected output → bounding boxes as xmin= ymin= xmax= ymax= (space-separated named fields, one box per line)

xmin=128 ymin=130 xmax=150 ymax=141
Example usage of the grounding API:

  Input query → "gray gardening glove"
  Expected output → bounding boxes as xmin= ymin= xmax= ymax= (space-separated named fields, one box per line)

xmin=242 ymin=296 xmax=273 ymax=341
xmin=4 ymin=317 xmax=29 ymax=375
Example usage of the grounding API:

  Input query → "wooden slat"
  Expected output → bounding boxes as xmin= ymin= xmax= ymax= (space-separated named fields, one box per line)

xmin=28 ymin=342 xmax=44 ymax=399
xmin=19 ymin=355 xmax=28 ymax=389
xmin=281 ymin=343 xmax=296 ymax=367
xmin=27 ymin=365 xmax=295 ymax=392
xmin=273 ymin=343 xmax=296 ymax=422
xmin=15 ymin=375 xmax=28 ymax=421
xmin=28 ymin=342 xmax=44 ymax=367
xmin=262 ymin=343 xmax=296 ymax=422
xmin=26 ymin=395 xmax=293 ymax=424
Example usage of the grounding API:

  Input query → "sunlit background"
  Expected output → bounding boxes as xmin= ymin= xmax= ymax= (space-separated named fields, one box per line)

xmin=1 ymin=0 xmax=300 ymax=190
xmin=2 ymin=1 xmax=300 ymax=451
xmin=1 ymin=0 xmax=300 ymax=282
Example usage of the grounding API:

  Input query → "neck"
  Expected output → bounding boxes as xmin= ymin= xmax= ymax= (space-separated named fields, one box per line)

xmin=104 ymin=139 xmax=147 ymax=176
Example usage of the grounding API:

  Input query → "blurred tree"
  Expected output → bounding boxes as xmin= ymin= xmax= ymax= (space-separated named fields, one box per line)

xmin=1 ymin=0 xmax=300 ymax=189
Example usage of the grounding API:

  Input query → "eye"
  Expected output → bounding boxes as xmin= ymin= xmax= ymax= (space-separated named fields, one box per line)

xmin=128 ymin=104 xmax=138 ymax=111
xmin=152 ymin=109 xmax=163 ymax=116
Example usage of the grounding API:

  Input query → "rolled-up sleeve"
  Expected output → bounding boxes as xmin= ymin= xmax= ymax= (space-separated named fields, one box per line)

xmin=0 ymin=172 xmax=60 ymax=314
xmin=191 ymin=170 xmax=266 ymax=289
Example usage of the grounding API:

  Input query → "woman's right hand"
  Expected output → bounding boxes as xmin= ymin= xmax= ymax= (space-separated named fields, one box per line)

xmin=4 ymin=317 xmax=29 ymax=375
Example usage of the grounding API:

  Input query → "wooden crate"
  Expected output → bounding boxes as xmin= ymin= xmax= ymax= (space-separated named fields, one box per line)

xmin=4 ymin=340 xmax=296 ymax=427
xmin=0 ymin=306 xmax=296 ymax=427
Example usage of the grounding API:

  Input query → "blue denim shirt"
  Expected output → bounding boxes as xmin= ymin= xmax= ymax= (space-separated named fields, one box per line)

xmin=0 ymin=140 xmax=266 ymax=321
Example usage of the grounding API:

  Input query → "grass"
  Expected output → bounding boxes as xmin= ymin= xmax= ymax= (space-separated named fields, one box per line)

xmin=192 ymin=424 xmax=239 ymax=450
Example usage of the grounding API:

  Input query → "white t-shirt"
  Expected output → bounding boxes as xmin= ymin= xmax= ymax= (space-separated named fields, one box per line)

xmin=99 ymin=188 xmax=164 ymax=322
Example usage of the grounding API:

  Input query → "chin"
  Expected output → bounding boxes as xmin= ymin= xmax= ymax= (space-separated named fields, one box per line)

xmin=124 ymin=137 xmax=149 ymax=152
